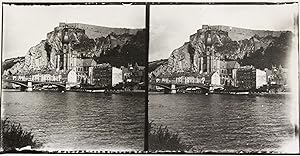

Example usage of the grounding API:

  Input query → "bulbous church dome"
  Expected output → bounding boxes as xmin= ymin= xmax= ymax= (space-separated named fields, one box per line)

xmin=62 ymin=29 xmax=69 ymax=43
xmin=206 ymin=33 xmax=212 ymax=46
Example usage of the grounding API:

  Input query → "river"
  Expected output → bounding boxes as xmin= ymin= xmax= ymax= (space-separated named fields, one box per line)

xmin=2 ymin=90 xmax=145 ymax=151
xmin=149 ymin=93 xmax=297 ymax=152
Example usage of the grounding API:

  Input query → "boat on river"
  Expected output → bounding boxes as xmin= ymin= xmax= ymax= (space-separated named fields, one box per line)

xmin=229 ymin=91 xmax=249 ymax=95
xmin=85 ymin=89 xmax=105 ymax=93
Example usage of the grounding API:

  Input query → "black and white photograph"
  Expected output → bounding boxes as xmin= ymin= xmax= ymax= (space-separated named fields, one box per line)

xmin=1 ymin=4 xmax=146 ymax=152
xmin=1 ymin=1 xmax=300 ymax=154
xmin=148 ymin=4 xmax=299 ymax=153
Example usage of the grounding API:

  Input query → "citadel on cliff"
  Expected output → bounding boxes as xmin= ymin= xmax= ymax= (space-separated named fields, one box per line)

xmin=3 ymin=23 xmax=146 ymax=90
xmin=3 ymin=22 xmax=144 ymax=75
xmin=149 ymin=25 xmax=291 ymax=92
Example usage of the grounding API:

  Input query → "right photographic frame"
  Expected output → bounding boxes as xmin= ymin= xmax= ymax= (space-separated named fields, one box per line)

xmin=148 ymin=3 xmax=299 ymax=153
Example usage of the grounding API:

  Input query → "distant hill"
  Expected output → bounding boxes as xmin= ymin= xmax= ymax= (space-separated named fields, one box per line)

xmin=149 ymin=59 xmax=168 ymax=73
xmin=2 ymin=57 xmax=25 ymax=72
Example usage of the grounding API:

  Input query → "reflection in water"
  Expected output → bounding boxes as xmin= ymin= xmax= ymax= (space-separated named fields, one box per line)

xmin=149 ymin=94 xmax=296 ymax=152
xmin=2 ymin=91 xmax=145 ymax=151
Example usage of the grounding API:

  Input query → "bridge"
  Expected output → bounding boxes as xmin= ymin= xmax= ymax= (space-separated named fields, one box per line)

xmin=3 ymin=79 xmax=66 ymax=91
xmin=149 ymin=82 xmax=209 ymax=93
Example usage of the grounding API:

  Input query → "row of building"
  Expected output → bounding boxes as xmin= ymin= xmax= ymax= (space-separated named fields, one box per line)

xmin=150 ymin=62 xmax=288 ymax=91
xmin=7 ymin=61 xmax=145 ymax=89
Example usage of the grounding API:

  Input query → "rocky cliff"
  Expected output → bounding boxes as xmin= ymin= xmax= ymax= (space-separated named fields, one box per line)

xmin=4 ymin=23 xmax=145 ymax=75
xmin=150 ymin=25 xmax=293 ymax=76
xmin=2 ymin=57 xmax=25 ymax=75
xmin=65 ymin=23 xmax=141 ymax=39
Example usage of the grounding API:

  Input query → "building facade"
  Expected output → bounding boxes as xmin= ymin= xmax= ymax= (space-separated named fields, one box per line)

xmin=89 ymin=63 xmax=123 ymax=88
xmin=112 ymin=67 xmax=123 ymax=87
xmin=255 ymin=69 xmax=267 ymax=89
xmin=235 ymin=66 xmax=256 ymax=90
xmin=234 ymin=66 xmax=267 ymax=90
xmin=121 ymin=63 xmax=145 ymax=83
xmin=89 ymin=63 xmax=112 ymax=87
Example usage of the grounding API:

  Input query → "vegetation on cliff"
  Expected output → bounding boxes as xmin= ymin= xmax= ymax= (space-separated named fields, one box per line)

xmin=94 ymin=30 xmax=146 ymax=67
xmin=239 ymin=32 xmax=293 ymax=69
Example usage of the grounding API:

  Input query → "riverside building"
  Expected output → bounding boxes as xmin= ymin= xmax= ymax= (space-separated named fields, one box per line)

xmin=233 ymin=66 xmax=267 ymax=90
xmin=88 ymin=63 xmax=123 ymax=88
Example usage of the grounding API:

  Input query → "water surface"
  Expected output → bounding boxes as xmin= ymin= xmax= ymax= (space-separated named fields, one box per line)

xmin=149 ymin=93 xmax=296 ymax=152
xmin=2 ymin=91 xmax=145 ymax=151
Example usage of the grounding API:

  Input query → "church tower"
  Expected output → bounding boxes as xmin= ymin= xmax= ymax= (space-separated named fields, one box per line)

xmin=54 ymin=23 xmax=74 ymax=72
xmin=206 ymin=32 xmax=212 ymax=73
xmin=62 ymin=26 xmax=70 ymax=71
xmin=199 ymin=27 xmax=213 ymax=74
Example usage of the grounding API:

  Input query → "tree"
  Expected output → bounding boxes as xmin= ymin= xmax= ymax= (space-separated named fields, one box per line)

xmin=2 ymin=118 xmax=41 ymax=151
xmin=148 ymin=121 xmax=192 ymax=151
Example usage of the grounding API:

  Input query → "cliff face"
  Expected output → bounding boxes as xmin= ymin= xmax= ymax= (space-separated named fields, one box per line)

xmin=93 ymin=30 xmax=146 ymax=67
xmin=2 ymin=57 xmax=25 ymax=75
xmin=64 ymin=23 xmax=141 ymax=39
xmin=4 ymin=23 xmax=145 ymax=75
xmin=151 ymin=25 xmax=293 ymax=77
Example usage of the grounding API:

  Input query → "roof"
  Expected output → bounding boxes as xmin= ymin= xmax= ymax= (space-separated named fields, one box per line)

xmin=204 ymin=72 xmax=217 ymax=79
xmin=134 ymin=63 xmax=145 ymax=70
xmin=82 ymin=59 xmax=94 ymax=67
xmin=74 ymin=58 xmax=95 ymax=67
xmin=159 ymin=71 xmax=214 ymax=79
xmin=226 ymin=61 xmax=239 ymax=69
xmin=238 ymin=65 xmax=255 ymax=71
xmin=137 ymin=66 xmax=145 ymax=70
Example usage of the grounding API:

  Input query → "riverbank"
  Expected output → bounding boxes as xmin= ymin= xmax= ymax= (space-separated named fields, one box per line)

xmin=2 ymin=88 xmax=145 ymax=94
xmin=212 ymin=91 xmax=292 ymax=96
xmin=2 ymin=88 xmax=290 ymax=96
xmin=149 ymin=90 xmax=291 ymax=96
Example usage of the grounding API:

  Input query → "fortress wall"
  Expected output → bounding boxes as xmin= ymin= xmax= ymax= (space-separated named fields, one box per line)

xmin=67 ymin=23 xmax=140 ymax=39
xmin=56 ymin=23 xmax=141 ymax=39
xmin=216 ymin=25 xmax=282 ymax=41
xmin=196 ymin=25 xmax=283 ymax=41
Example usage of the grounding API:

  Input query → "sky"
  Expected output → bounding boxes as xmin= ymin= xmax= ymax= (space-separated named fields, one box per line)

xmin=150 ymin=4 xmax=298 ymax=61
xmin=2 ymin=4 xmax=145 ymax=60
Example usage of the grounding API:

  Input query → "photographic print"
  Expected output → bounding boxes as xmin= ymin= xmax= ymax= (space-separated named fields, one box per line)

xmin=148 ymin=4 xmax=299 ymax=153
xmin=1 ymin=4 xmax=146 ymax=152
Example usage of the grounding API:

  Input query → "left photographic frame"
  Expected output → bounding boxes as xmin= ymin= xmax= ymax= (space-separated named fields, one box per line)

xmin=1 ymin=3 xmax=147 ymax=152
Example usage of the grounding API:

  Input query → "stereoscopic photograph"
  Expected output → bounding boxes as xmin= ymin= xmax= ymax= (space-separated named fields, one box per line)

xmin=1 ymin=4 xmax=146 ymax=152
xmin=1 ymin=1 xmax=299 ymax=154
xmin=148 ymin=4 xmax=299 ymax=153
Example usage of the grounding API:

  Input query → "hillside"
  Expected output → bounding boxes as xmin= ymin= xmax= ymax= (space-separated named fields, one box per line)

xmin=2 ymin=57 xmax=25 ymax=74
xmin=149 ymin=59 xmax=168 ymax=73
xmin=3 ymin=23 xmax=145 ymax=75
xmin=151 ymin=25 xmax=293 ymax=77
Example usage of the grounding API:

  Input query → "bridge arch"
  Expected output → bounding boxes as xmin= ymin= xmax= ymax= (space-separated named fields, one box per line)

xmin=3 ymin=80 xmax=28 ymax=87
xmin=150 ymin=82 xmax=171 ymax=90
xmin=32 ymin=82 xmax=66 ymax=88
xmin=176 ymin=84 xmax=209 ymax=90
